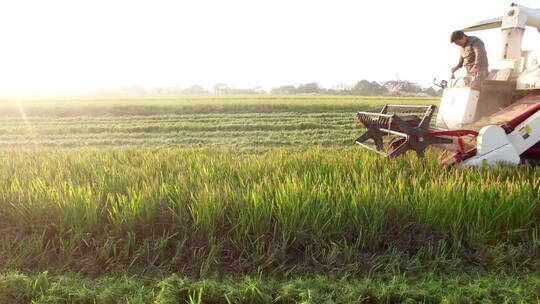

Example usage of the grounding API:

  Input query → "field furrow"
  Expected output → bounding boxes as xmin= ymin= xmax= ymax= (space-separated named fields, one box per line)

xmin=0 ymin=110 xmax=360 ymax=148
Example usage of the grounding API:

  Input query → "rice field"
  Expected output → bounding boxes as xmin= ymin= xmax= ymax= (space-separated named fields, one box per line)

xmin=0 ymin=95 xmax=539 ymax=302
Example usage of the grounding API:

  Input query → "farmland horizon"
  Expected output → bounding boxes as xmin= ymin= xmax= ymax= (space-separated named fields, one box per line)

xmin=0 ymin=80 xmax=442 ymax=99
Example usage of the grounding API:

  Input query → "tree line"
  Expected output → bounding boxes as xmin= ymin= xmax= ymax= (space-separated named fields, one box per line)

xmin=270 ymin=80 xmax=440 ymax=97
xmin=81 ymin=80 xmax=441 ymax=97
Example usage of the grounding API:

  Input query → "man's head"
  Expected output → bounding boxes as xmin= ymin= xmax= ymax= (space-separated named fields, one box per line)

xmin=450 ymin=30 xmax=467 ymax=47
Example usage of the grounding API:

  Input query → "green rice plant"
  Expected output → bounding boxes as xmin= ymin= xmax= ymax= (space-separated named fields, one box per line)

xmin=0 ymin=147 xmax=537 ymax=274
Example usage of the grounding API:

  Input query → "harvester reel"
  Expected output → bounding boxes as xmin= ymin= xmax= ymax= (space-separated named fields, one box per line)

xmin=355 ymin=105 xmax=453 ymax=158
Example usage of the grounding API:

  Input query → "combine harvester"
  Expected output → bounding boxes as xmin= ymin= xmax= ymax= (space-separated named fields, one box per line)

xmin=355 ymin=3 xmax=540 ymax=166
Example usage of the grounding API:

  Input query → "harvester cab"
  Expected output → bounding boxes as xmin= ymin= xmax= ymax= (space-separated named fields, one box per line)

xmin=356 ymin=3 xmax=540 ymax=166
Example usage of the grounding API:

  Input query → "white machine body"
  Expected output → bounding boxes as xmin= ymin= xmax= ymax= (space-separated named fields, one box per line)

xmin=436 ymin=88 xmax=479 ymax=129
xmin=462 ymin=110 xmax=540 ymax=166
xmin=516 ymin=50 xmax=540 ymax=89
xmin=461 ymin=125 xmax=521 ymax=166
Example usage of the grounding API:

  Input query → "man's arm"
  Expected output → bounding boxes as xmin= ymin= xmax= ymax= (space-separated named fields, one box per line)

xmin=452 ymin=56 xmax=464 ymax=73
xmin=456 ymin=56 xmax=464 ymax=69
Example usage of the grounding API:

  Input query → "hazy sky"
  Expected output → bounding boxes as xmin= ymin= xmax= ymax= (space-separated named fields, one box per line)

xmin=2 ymin=0 xmax=540 ymax=94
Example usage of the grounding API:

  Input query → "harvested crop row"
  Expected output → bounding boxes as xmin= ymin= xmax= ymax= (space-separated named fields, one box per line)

xmin=0 ymin=112 xmax=358 ymax=149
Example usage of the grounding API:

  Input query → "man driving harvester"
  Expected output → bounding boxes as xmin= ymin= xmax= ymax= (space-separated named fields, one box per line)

xmin=450 ymin=30 xmax=489 ymax=90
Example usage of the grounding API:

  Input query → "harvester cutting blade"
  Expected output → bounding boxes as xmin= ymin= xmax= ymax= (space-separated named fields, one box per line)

xmin=355 ymin=105 xmax=453 ymax=158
